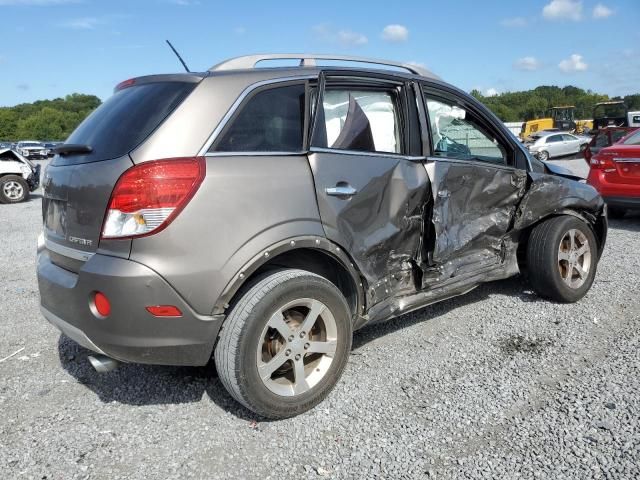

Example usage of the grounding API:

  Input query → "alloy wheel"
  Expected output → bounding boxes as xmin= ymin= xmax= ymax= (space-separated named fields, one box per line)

xmin=557 ymin=228 xmax=591 ymax=289
xmin=256 ymin=298 xmax=337 ymax=397
xmin=3 ymin=181 xmax=24 ymax=201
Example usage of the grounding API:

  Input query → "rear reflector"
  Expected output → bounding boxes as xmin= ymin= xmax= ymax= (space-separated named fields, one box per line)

xmin=101 ymin=157 xmax=205 ymax=239
xmin=93 ymin=292 xmax=111 ymax=317
xmin=146 ymin=305 xmax=183 ymax=317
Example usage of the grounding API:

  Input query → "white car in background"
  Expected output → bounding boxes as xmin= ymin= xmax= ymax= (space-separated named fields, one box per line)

xmin=525 ymin=131 xmax=591 ymax=161
xmin=16 ymin=141 xmax=49 ymax=160
xmin=0 ymin=148 xmax=41 ymax=203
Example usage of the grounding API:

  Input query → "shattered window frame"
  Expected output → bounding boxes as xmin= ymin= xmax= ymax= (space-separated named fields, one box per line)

xmin=420 ymin=84 xmax=518 ymax=168
xmin=311 ymin=76 xmax=411 ymax=157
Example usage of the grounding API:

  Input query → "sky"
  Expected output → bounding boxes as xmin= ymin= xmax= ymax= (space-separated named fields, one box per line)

xmin=0 ymin=0 xmax=639 ymax=106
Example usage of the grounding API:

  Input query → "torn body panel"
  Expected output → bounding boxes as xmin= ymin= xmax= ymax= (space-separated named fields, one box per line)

xmin=423 ymin=158 xmax=527 ymax=284
xmin=514 ymin=172 xmax=605 ymax=231
xmin=308 ymin=152 xmax=429 ymax=307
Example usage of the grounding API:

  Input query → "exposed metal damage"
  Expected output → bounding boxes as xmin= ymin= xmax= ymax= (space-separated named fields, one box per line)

xmin=348 ymin=165 xmax=606 ymax=327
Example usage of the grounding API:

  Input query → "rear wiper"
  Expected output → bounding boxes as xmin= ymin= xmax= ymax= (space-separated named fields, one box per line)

xmin=52 ymin=144 xmax=93 ymax=156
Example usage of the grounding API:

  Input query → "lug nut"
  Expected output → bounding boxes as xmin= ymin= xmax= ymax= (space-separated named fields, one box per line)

xmin=285 ymin=349 xmax=291 ymax=356
xmin=295 ymin=354 xmax=301 ymax=361
xmin=304 ymin=343 xmax=310 ymax=350
xmin=299 ymin=331 xmax=306 ymax=338
xmin=288 ymin=335 xmax=294 ymax=342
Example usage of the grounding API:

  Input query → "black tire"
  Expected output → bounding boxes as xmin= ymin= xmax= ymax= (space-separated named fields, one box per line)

xmin=527 ymin=216 xmax=598 ymax=303
xmin=607 ymin=206 xmax=626 ymax=219
xmin=0 ymin=175 xmax=29 ymax=204
xmin=537 ymin=150 xmax=549 ymax=161
xmin=214 ymin=269 xmax=352 ymax=419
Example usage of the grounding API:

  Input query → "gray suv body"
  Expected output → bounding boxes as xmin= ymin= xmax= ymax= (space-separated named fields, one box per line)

xmin=37 ymin=54 xmax=607 ymax=418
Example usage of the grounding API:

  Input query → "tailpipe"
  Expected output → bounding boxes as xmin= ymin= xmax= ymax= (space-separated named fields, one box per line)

xmin=88 ymin=354 xmax=120 ymax=373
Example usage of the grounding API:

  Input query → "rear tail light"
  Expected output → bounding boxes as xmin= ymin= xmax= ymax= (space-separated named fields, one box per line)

xmin=590 ymin=151 xmax=617 ymax=172
xmin=101 ymin=157 xmax=205 ymax=239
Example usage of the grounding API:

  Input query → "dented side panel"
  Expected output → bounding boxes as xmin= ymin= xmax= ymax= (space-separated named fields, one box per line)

xmin=426 ymin=158 xmax=528 ymax=274
xmin=514 ymin=172 xmax=605 ymax=230
xmin=308 ymin=152 xmax=429 ymax=306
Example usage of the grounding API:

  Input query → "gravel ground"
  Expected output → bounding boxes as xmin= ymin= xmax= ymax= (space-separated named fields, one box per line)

xmin=1 ymin=158 xmax=639 ymax=479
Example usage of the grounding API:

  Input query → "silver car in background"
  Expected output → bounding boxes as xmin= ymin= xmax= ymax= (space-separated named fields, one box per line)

xmin=526 ymin=131 xmax=590 ymax=161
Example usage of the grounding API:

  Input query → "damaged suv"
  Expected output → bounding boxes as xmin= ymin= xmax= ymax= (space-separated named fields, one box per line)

xmin=37 ymin=54 xmax=607 ymax=418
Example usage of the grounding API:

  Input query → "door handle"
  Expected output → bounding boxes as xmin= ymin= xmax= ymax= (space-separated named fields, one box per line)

xmin=325 ymin=184 xmax=357 ymax=197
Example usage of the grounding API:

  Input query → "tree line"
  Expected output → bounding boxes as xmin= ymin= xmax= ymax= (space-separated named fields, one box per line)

xmin=471 ymin=86 xmax=640 ymax=123
xmin=0 ymin=94 xmax=101 ymax=141
xmin=1 ymin=86 xmax=639 ymax=141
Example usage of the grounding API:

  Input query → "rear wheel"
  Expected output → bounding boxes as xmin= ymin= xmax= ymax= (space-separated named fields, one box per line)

xmin=607 ymin=206 xmax=626 ymax=219
xmin=527 ymin=216 xmax=598 ymax=303
xmin=214 ymin=269 xmax=352 ymax=419
xmin=537 ymin=150 xmax=549 ymax=161
xmin=0 ymin=175 xmax=29 ymax=203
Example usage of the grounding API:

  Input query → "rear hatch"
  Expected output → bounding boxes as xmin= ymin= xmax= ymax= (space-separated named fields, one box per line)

xmin=610 ymin=145 xmax=640 ymax=185
xmin=42 ymin=76 xmax=201 ymax=272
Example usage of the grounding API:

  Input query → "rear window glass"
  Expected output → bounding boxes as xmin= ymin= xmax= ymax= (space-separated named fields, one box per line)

xmin=622 ymin=130 xmax=640 ymax=145
xmin=212 ymin=84 xmax=305 ymax=152
xmin=63 ymin=82 xmax=195 ymax=163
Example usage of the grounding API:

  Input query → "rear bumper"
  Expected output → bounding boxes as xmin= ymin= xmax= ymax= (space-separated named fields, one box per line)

xmin=603 ymin=196 xmax=640 ymax=210
xmin=37 ymin=251 xmax=223 ymax=366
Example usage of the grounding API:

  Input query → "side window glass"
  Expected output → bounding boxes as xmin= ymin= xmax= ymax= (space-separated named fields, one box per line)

xmin=594 ymin=132 xmax=608 ymax=148
xmin=212 ymin=84 xmax=305 ymax=152
xmin=425 ymin=96 xmax=506 ymax=165
xmin=562 ymin=134 xmax=575 ymax=141
xmin=547 ymin=135 xmax=562 ymax=143
xmin=611 ymin=130 xmax=627 ymax=143
xmin=314 ymin=88 xmax=402 ymax=154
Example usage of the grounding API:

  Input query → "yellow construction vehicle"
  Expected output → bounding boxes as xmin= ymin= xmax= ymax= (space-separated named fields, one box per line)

xmin=520 ymin=106 xmax=592 ymax=140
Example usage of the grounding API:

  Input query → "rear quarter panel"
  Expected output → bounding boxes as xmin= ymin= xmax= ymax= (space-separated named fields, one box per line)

xmin=129 ymin=154 xmax=324 ymax=315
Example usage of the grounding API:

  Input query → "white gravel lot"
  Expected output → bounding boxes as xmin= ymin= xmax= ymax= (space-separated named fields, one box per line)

xmin=0 ymin=157 xmax=638 ymax=479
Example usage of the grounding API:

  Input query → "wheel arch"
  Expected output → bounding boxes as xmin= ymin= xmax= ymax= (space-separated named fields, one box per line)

xmin=213 ymin=236 xmax=366 ymax=321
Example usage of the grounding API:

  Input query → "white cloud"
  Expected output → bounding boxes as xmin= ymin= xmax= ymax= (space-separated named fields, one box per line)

xmin=381 ymin=24 xmax=409 ymax=42
xmin=337 ymin=30 xmax=368 ymax=46
xmin=543 ymin=0 xmax=583 ymax=21
xmin=593 ymin=3 xmax=613 ymax=19
xmin=558 ymin=53 xmax=588 ymax=72
xmin=485 ymin=88 xmax=499 ymax=97
xmin=514 ymin=56 xmax=541 ymax=71
xmin=59 ymin=17 xmax=100 ymax=29
xmin=500 ymin=17 xmax=527 ymax=27
xmin=0 ymin=0 xmax=78 ymax=4
xmin=313 ymin=24 xmax=368 ymax=47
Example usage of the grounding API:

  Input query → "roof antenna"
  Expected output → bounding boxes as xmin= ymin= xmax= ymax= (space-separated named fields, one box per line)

xmin=165 ymin=40 xmax=191 ymax=73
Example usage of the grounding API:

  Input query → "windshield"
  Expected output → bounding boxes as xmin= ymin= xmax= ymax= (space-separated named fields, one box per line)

xmin=594 ymin=104 xmax=626 ymax=118
xmin=622 ymin=130 xmax=640 ymax=145
xmin=21 ymin=142 xmax=42 ymax=147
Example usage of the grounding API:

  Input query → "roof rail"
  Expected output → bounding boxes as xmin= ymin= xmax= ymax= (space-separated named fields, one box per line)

xmin=209 ymin=53 xmax=439 ymax=79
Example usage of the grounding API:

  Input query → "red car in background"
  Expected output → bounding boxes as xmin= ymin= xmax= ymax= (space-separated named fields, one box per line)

xmin=583 ymin=127 xmax=637 ymax=163
xmin=587 ymin=129 xmax=640 ymax=218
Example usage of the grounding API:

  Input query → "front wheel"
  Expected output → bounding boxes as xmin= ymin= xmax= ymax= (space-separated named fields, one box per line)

xmin=0 ymin=175 xmax=29 ymax=203
xmin=526 ymin=216 xmax=598 ymax=303
xmin=537 ymin=150 xmax=549 ymax=161
xmin=214 ymin=269 xmax=352 ymax=419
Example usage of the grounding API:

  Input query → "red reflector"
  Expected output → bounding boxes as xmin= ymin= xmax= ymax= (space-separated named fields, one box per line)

xmin=146 ymin=305 xmax=183 ymax=317
xmin=94 ymin=292 xmax=111 ymax=317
